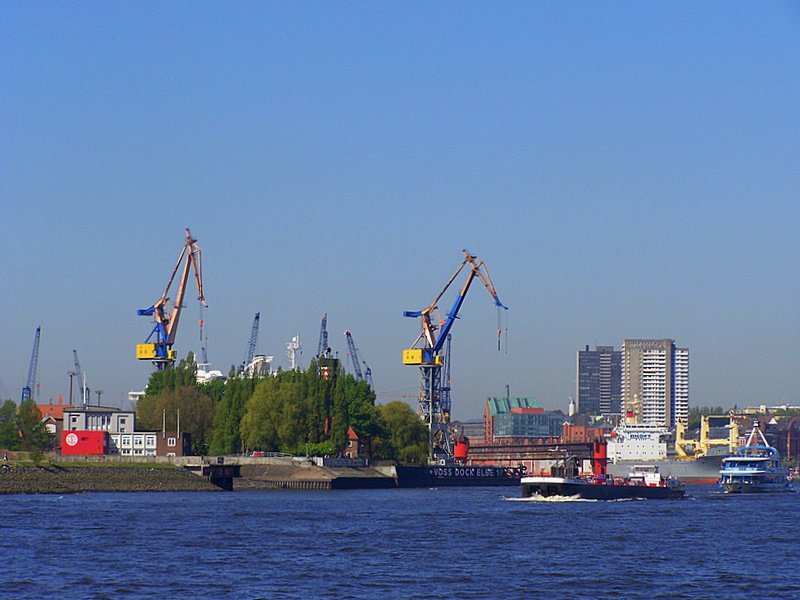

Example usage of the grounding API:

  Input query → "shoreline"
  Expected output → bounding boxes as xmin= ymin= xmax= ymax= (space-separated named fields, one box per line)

xmin=0 ymin=462 xmax=221 ymax=494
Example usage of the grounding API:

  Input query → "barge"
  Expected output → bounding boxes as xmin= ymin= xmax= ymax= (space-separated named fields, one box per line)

xmin=521 ymin=461 xmax=684 ymax=500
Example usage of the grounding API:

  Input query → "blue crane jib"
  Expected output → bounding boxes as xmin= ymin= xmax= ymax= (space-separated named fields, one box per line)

xmin=21 ymin=325 xmax=41 ymax=402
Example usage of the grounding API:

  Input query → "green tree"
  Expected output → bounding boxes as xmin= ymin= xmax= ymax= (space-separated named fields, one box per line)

xmin=210 ymin=371 xmax=257 ymax=455
xmin=199 ymin=376 xmax=227 ymax=405
xmin=237 ymin=366 xmax=408 ymax=459
xmin=375 ymin=401 xmax=429 ymax=463
xmin=17 ymin=399 xmax=51 ymax=452
xmin=144 ymin=352 xmax=198 ymax=397
xmin=240 ymin=378 xmax=282 ymax=451
xmin=0 ymin=400 xmax=20 ymax=450
xmin=136 ymin=385 xmax=214 ymax=453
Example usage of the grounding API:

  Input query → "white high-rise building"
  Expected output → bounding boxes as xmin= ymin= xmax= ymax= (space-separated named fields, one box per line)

xmin=622 ymin=339 xmax=689 ymax=427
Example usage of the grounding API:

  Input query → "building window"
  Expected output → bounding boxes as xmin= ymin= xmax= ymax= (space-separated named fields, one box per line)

xmin=167 ymin=437 xmax=176 ymax=447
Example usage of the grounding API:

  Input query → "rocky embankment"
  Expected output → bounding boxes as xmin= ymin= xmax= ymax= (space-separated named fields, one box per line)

xmin=0 ymin=463 xmax=220 ymax=494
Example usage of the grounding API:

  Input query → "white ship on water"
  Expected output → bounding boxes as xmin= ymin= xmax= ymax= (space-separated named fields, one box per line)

xmin=719 ymin=422 xmax=792 ymax=493
xmin=605 ymin=419 xmax=734 ymax=483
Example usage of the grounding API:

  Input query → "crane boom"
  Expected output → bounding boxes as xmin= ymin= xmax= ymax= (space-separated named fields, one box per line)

xmin=137 ymin=228 xmax=206 ymax=369
xmin=344 ymin=330 xmax=364 ymax=380
xmin=241 ymin=312 xmax=260 ymax=372
xmin=316 ymin=313 xmax=329 ymax=358
xmin=403 ymin=249 xmax=506 ymax=363
xmin=73 ymin=349 xmax=88 ymax=407
xmin=20 ymin=326 xmax=41 ymax=402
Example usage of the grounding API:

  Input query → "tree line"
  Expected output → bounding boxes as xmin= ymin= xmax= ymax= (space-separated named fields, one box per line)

xmin=135 ymin=354 xmax=430 ymax=462
xmin=1 ymin=353 xmax=430 ymax=464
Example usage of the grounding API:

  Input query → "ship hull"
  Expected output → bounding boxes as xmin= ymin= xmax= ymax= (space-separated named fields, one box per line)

xmin=720 ymin=481 xmax=793 ymax=494
xmin=521 ymin=477 xmax=684 ymax=500
xmin=608 ymin=456 xmax=722 ymax=484
xmin=396 ymin=465 xmax=521 ymax=488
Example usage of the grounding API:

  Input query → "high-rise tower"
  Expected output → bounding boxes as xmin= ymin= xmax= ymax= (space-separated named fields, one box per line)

xmin=621 ymin=339 xmax=689 ymax=426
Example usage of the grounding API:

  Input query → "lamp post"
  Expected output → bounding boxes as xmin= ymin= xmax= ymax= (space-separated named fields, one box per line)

xmin=67 ymin=370 xmax=77 ymax=405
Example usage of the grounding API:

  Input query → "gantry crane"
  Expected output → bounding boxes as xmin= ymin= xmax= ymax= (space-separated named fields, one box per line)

xmin=137 ymin=228 xmax=206 ymax=369
xmin=403 ymin=249 xmax=507 ymax=462
xmin=240 ymin=312 xmax=260 ymax=372
xmin=20 ymin=326 xmax=41 ymax=403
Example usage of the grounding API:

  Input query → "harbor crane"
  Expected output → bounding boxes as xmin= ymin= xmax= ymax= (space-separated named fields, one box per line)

xmin=345 ymin=330 xmax=373 ymax=388
xmin=137 ymin=228 xmax=205 ymax=369
xmin=403 ymin=249 xmax=507 ymax=462
xmin=316 ymin=313 xmax=329 ymax=359
xmin=240 ymin=312 xmax=260 ymax=372
xmin=73 ymin=350 xmax=89 ymax=407
xmin=20 ymin=326 xmax=41 ymax=403
xmin=344 ymin=330 xmax=364 ymax=380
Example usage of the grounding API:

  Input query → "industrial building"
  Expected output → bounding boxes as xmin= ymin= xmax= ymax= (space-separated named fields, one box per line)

xmin=483 ymin=397 xmax=565 ymax=442
xmin=62 ymin=405 xmax=189 ymax=457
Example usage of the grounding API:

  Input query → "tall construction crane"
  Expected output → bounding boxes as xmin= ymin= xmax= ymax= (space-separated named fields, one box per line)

xmin=403 ymin=249 xmax=507 ymax=462
xmin=20 ymin=326 xmax=41 ymax=403
xmin=73 ymin=349 xmax=89 ymax=407
xmin=344 ymin=330 xmax=365 ymax=381
xmin=137 ymin=228 xmax=206 ymax=369
xmin=316 ymin=313 xmax=329 ymax=359
xmin=240 ymin=312 xmax=260 ymax=372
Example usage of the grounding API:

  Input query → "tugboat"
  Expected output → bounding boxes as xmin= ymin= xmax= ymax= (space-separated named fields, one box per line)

xmin=719 ymin=422 xmax=792 ymax=494
xmin=521 ymin=456 xmax=684 ymax=500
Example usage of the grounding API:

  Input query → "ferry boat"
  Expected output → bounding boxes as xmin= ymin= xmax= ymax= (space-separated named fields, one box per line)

xmin=521 ymin=458 xmax=684 ymax=500
xmin=719 ymin=422 xmax=792 ymax=494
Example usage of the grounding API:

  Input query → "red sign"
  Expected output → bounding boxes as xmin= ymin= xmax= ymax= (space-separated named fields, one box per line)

xmin=61 ymin=430 xmax=108 ymax=455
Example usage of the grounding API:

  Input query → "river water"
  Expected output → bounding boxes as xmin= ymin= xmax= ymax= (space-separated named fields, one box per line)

xmin=2 ymin=485 xmax=799 ymax=599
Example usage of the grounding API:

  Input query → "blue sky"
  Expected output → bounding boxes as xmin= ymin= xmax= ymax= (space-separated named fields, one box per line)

xmin=2 ymin=3 xmax=799 ymax=417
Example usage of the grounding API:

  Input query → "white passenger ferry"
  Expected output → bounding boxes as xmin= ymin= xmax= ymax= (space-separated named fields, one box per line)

xmin=719 ymin=423 xmax=792 ymax=494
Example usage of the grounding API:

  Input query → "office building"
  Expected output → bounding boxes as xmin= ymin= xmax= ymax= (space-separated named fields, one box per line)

xmin=576 ymin=345 xmax=622 ymax=417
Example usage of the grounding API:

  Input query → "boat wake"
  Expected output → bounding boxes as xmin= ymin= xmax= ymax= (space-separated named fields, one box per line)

xmin=505 ymin=494 xmax=642 ymax=503
xmin=506 ymin=495 xmax=595 ymax=503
